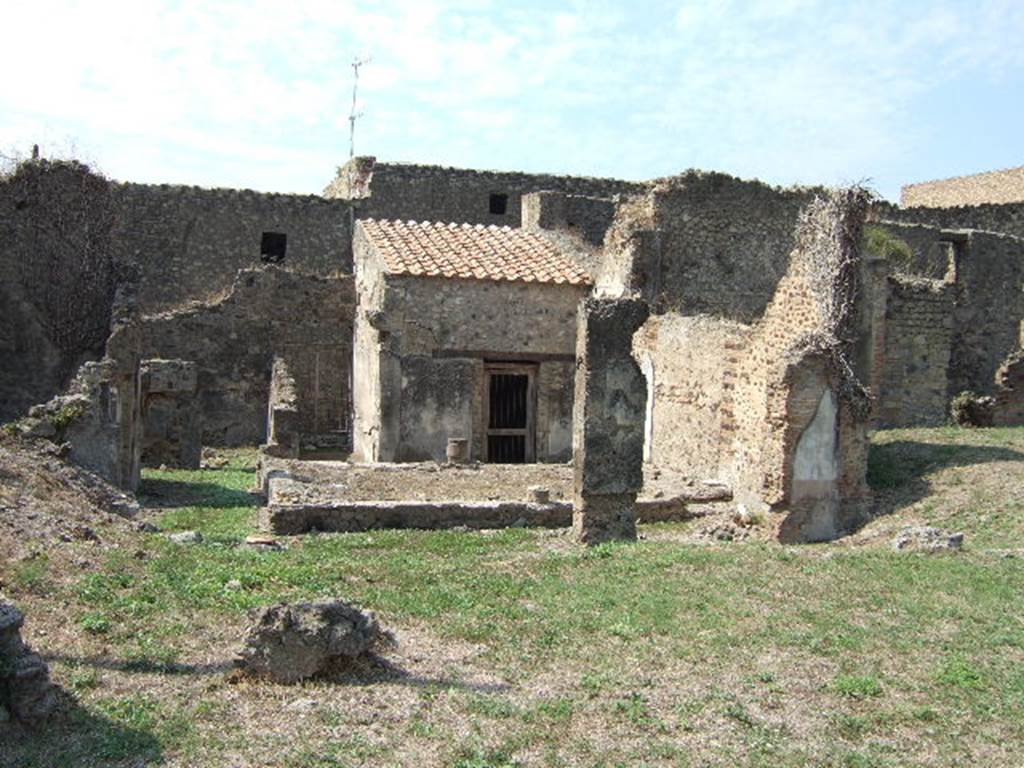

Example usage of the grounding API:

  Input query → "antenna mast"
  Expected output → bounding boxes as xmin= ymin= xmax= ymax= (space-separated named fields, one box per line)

xmin=349 ymin=56 xmax=370 ymax=160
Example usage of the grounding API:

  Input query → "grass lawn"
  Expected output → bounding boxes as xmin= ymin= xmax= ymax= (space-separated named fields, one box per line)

xmin=2 ymin=428 xmax=1024 ymax=767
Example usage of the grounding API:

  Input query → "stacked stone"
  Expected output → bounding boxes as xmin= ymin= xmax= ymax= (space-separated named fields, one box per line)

xmin=1 ymin=602 xmax=59 ymax=725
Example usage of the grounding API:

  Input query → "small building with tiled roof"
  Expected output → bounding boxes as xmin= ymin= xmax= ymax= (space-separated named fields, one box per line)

xmin=351 ymin=217 xmax=592 ymax=464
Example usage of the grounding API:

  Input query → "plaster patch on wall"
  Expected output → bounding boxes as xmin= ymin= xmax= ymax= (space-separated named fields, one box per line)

xmin=791 ymin=388 xmax=840 ymax=541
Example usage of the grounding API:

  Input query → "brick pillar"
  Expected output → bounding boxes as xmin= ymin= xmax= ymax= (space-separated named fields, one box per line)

xmin=572 ymin=297 xmax=649 ymax=545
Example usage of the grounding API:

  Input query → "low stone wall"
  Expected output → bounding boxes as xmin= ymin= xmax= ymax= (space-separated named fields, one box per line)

xmin=267 ymin=499 xmax=572 ymax=534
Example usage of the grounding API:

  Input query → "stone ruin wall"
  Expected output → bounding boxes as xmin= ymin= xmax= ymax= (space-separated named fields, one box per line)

xmin=610 ymin=172 xmax=816 ymax=487
xmin=112 ymin=182 xmax=354 ymax=314
xmin=948 ymin=230 xmax=1024 ymax=397
xmin=617 ymin=183 xmax=871 ymax=537
xmin=1 ymin=161 xmax=357 ymax=433
xmin=901 ymin=166 xmax=1024 ymax=208
xmin=0 ymin=160 xmax=124 ymax=421
xmin=876 ymin=198 xmax=1024 ymax=242
xmin=603 ymin=171 xmax=820 ymax=321
xmin=633 ymin=314 xmax=749 ymax=480
xmin=874 ymin=275 xmax=955 ymax=427
xmin=325 ymin=157 xmax=646 ymax=234
xmin=110 ymin=267 xmax=355 ymax=447
xmin=855 ymin=215 xmax=1024 ymax=427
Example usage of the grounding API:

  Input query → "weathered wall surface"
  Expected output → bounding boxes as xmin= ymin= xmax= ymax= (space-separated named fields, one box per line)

xmin=992 ymin=352 xmax=1024 ymax=426
xmin=140 ymin=358 xmax=201 ymax=468
xmin=633 ymin=314 xmax=749 ymax=480
xmin=522 ymin=189 xmax=622 ymax=248
xmin=875 ymin=276 xmax=954 ymax=427
xmin=114 ymin=267 xmax=355 ymax=446
xmin=0 ymin=160 xmax=126 ymax=422
xmin=603 ymin=172 xmax=819 ymax=321
xmin=949 ymin=230 xmax=1024 ymax=396
xmin=111 ymin=183 xmax=353 ymax=313
xmin=901 ymin=166 xmax=1024 ymax=208
xmin=326 ymin=156 xmax=645 ymax=229
xmin=264 ymin=356 xmax=301 ymax=458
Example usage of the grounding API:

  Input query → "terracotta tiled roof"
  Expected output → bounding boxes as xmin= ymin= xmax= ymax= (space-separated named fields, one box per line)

xmin=358 ymin=219 xmax=592 ymax=286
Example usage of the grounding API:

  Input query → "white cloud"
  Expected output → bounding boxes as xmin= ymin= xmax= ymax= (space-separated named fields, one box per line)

xmin=0 ymin=0 xmax=1021 ymax=197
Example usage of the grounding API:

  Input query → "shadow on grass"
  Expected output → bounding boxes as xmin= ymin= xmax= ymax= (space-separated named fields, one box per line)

xmin=43 ymin=653 xmax=234 ymax=676
xmin=44 ymin=653 xmax=508 ymax=695
xmin=320 ymin=652 xmax=511 ymax=694
xmin=0 ymin=689 xmax=164 ymax=768
xmin=138 ymin=478 xmax=257 ymax=509
xmin=867 ymin=438 xmax=1024 ymax=517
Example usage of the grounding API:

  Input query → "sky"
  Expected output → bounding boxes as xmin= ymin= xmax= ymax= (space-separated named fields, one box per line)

xmin=2 ymin=0 xmax=1022 ymax=201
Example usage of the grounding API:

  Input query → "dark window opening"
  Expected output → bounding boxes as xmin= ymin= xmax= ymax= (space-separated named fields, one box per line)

xmin=489 ymin=193 xmax=508 ymax=215
xmin=261 ymin=231 xmax=287 ymax=263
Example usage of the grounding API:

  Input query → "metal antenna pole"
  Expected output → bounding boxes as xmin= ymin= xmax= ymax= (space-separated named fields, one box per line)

xmin=349 ymin=57 xmax=369 ymax=160
xmin=347 ymin=56 xmax=370 ymax=197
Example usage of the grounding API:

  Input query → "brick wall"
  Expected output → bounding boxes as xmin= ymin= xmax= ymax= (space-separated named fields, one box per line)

xmin=901 ymin=166 xmax=1024 ymax=208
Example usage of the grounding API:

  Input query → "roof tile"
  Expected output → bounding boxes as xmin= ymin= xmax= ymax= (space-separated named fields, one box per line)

xmin=358 ymin=219 xmax=592 ymax=286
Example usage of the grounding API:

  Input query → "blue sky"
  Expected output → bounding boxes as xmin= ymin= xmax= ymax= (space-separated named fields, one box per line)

xmin=2 ymin=0 xmax=1022 ymax=201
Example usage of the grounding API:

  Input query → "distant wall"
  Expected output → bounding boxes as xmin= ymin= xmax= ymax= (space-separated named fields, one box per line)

xmin=326 ymin=156 xmax=645 ymax=229
xmin=875 ymin=199 xmax=1024 ymax=241
xmin=114 ymin=267 xmax=355 ymax=446
xmin=111 ymin=183 xmax=353 ymax=313
xmin=875 ymin=276 xmax=955 ymax=427
xmin=902 ymin=166 xmax=1024 ymax=208
xmin=950 ymin=230 xmax=1024 ymax=396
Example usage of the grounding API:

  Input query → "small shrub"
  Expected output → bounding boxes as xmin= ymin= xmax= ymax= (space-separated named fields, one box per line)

xmin=950 ymin=391 xmax=994 ymax=427
xmin=864 ymin=226 xmax=915 ymax=272
xmin=79 ymin=612 xmax=112 ymax=635
xmin=936 ymin=658 xmax=984 ymax=689
xmin=51 ymin=402 xmax=85 ymax=431
xmin=832 ymin=674 xmax=883 ymax=699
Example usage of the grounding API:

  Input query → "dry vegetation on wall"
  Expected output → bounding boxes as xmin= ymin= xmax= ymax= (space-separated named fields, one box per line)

xmin=1 ymin=158 xmax=126 ymax=378
xmin=792 ymin=187 xmax=873 ymax=413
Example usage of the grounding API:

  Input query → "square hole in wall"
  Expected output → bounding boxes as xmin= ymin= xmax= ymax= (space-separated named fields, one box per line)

xmin=489 ymin=193 xmax=508 ymax=215
xmin=261 ymin=231 xmax=287 ymax=263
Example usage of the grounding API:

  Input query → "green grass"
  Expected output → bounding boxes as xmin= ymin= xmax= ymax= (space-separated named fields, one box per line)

xmin=4 ymin=429 xmax=1024 ymax=766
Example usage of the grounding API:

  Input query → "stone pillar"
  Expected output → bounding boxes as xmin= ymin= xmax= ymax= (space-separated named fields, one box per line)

xmin=572 ymin=297 xmax=650 ymax=544
xmin=140 ymin=359 xmax=201 ymax=469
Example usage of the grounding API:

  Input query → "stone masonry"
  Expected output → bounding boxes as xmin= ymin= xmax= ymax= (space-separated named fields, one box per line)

xmin=572 ymin=297 xmax=650 ymax=545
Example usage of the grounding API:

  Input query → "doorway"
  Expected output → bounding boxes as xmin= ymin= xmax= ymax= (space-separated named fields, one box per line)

xmin=484 ymin=363 xmax=536 ymax=463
